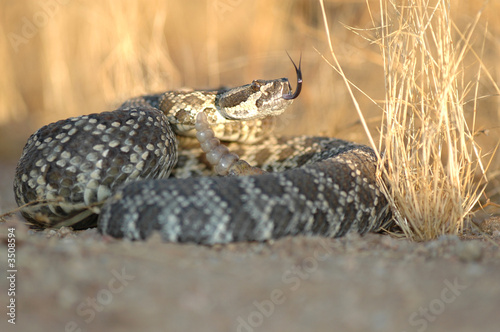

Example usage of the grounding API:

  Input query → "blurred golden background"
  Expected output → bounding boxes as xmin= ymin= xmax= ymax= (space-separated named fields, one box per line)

xmin=1 ymin=0 xmax=499 ymax=209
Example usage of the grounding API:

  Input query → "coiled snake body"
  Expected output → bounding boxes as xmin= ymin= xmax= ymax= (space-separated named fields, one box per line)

xmin=14 ymin=59 xmax=391 ymax=244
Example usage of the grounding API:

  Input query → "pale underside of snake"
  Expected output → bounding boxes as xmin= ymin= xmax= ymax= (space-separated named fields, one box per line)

xmin=13 ymin=57 xmax=392 ymax=244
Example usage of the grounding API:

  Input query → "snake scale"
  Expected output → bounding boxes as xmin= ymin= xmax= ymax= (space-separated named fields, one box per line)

xmin=13 ymin=57 xmax=391 ymax=244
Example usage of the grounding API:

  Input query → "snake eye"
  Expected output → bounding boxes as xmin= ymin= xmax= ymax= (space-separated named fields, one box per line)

xmin=250 ymin=80 xmax=262 ymax=91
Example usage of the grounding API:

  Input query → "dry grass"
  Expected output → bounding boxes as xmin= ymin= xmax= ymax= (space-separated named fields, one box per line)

xmin=375 ymin=0 xmax=494 ymax=240
xmin=321 ymin=0 xmax=498 ymax=240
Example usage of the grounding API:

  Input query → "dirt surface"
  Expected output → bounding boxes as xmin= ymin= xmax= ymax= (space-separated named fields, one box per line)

xmin=1 ymin=162 xmax=500 ymax=332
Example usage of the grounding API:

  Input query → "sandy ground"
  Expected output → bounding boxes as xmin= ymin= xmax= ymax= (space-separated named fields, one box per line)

xmin=1 ymin=161 xmax=500 ymax=332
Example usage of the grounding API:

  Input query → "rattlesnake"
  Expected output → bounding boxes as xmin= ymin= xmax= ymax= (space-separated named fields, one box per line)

xmin=13 ymin=57 xmax=392 ymax=244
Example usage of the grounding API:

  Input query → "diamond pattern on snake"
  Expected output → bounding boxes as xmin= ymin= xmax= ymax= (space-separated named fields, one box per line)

xmin=13 ymin=56 xmax=391 ymax=244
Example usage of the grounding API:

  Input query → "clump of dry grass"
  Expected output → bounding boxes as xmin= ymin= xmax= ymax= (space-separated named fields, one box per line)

xmin=321 ymin=0 xmax=492 ymax=241
xmin=375 ymin=0 xmax=490 ymax=240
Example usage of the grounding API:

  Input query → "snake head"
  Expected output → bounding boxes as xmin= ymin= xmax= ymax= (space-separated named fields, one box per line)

xmin=282 ymin=52 xmax=302 ymax=100
xmin=216 ymin=53 xmax=302 ymax=120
